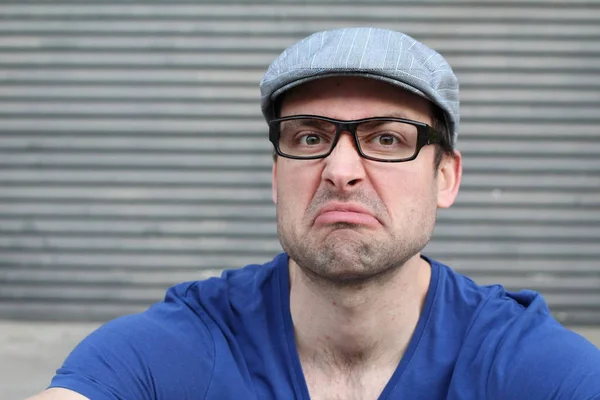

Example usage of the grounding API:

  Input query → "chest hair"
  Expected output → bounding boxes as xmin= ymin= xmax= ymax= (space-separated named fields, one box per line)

xmin=302 ymin=358 xmax=397 ymax=400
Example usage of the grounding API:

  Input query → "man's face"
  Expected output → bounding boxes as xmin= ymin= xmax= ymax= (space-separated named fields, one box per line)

xmin=272 ymin=76 xmax=461 ymax=284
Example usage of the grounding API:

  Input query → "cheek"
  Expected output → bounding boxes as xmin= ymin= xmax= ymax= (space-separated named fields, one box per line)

xmin=276 ymin=162 xmax=322 ymax=216
xmin=371 ymin=167 xmax=438 ymax=218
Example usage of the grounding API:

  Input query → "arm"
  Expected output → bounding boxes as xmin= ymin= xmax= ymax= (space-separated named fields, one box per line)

xmin=26 ymin=388 xmax=89 ymax=400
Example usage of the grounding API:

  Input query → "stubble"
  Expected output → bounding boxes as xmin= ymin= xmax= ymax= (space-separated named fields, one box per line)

xmin=276 ymin=187 xmax=436 ymax=287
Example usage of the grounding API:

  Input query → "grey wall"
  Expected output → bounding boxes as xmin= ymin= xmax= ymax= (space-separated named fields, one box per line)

xmin=0 ymin=1 xmax=599 ymax=324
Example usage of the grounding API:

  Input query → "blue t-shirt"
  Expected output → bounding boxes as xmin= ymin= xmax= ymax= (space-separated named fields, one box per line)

xmin=50 ymin=254 xmax=600 ymax=399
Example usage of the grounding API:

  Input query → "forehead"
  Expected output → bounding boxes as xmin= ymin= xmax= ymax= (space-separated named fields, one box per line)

xmin=278 ymin=76 xmax=434 ymax=124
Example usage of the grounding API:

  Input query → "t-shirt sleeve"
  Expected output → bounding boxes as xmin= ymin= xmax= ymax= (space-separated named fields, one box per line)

xmin=487 ymin=295 xmax=600 ymax=399
xmin=49 ymin=282 xmax=216 ymax=400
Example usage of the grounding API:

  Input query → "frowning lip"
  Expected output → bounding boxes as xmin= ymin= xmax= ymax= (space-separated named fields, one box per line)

xmin=314 ymin=202 xmax=381 ymax=227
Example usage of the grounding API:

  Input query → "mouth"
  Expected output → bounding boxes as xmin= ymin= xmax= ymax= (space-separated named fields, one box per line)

xmin=314 ymin=202 xmax=380 ymax=227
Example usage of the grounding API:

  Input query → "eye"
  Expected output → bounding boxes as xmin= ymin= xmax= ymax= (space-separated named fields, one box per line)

xmin=376 ymin=134 xmax=398 ymax=146
xmin=299 ymin=134 xmax=322 ymax=146
xmin=368 ymin=132 xmax=405 ymax=147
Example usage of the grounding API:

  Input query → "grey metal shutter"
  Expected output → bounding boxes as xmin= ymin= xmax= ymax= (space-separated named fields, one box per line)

xmin=0 ymin=2 xmax=599 ymax=324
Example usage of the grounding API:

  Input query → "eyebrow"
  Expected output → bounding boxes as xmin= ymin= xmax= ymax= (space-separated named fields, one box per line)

xmin=378 ymin=111 xmax=432 ymax=126
xmin=357 ymin=118 xmax=412 ymax=131
xmin=381 ymin=111 xmax=415 ymax=120
xmin=284 ymin=118 xmax=334 ymax=130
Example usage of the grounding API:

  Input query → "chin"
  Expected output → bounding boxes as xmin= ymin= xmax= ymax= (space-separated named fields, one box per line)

xmin=304 ymin=247 xmax=399 ymax=286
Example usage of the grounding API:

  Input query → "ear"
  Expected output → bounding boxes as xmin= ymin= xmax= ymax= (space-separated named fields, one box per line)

xmin=436 ymin=150 xmax=462 ymax=208
xmin=271 ymin=162 xmax=278 ymax=204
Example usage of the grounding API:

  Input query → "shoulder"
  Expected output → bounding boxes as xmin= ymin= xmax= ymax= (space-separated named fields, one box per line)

xmin=149 ymin=253 xmax=283 ymax=332
xmin=487 ymin=301 xmax=600 ymax=399
xmin=50 ymin=281 xmax=217 ymax=399
xmin=186 ymin=253 xmax=284 ymax=325
xmin=49 ymin=254 xmax=286 ymax=399
xmin=428 ymin=258 xmax=504 ymax=317
xmin=464 ymin=286 xmax=600 ymax=398
xmin=430 ymin=258 xmax=560 ymax=337
xmin=429 ymin=260 xmax=600 ymax=398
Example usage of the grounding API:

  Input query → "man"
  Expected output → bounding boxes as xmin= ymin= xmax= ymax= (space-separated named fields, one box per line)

xmin=29 ymin=27 xmax=600 ymax=400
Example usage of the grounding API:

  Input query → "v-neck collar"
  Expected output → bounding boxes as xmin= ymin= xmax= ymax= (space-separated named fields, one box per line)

xmin=275 ymin=253 xmax=441 ymax=400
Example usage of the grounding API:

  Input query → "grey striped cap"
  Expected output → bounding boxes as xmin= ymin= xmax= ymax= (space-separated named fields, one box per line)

xmin=260 ymin=27 xmax=460 ymax=144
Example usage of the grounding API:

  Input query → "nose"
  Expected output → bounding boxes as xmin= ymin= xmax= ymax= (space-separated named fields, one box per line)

xmin=321 ymin=132 xmax=366 ymax=190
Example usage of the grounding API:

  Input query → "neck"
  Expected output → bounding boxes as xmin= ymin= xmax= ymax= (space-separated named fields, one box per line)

xmin=289 ymin=254 xmax=432 ymax=371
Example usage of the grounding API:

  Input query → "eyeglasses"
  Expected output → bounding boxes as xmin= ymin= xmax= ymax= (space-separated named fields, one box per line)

xmin=268 ymin=115 xmax=442 ymax=162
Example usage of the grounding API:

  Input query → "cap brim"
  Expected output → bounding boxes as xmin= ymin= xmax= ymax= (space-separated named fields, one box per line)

xmin=266 ymin=71 xmax=429 ymax=120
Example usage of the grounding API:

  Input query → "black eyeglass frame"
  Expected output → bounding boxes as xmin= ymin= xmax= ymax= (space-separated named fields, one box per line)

xmin=268 ymin=114 xmax=443 ymax=163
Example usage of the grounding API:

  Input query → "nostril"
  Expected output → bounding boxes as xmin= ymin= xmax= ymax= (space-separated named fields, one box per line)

xmin=348 ymin=179 xmax=360 ymax=186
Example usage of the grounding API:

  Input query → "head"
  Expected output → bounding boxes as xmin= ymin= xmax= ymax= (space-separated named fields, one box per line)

xmin=260 ymin=28 xmax=462 ymax=284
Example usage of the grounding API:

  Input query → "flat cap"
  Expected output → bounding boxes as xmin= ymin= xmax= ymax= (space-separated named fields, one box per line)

xmin=260 ymin=27 xmax=460 ymax=144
